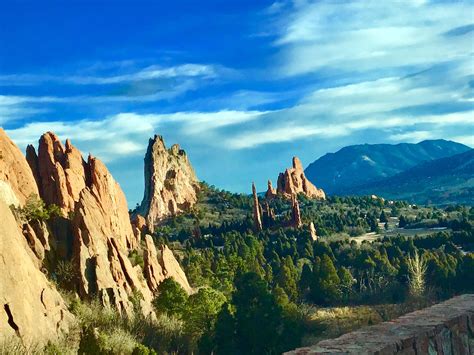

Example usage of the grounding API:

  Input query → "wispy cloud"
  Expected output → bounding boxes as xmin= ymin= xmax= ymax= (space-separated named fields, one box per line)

xmin=0 ymin=63 xmax=223 ymax=86
xmin=272 ymin=1 xmax=473 ymax=77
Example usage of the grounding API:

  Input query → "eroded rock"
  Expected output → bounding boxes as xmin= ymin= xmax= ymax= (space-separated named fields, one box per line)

xmin=275 ymin=157 xmax=325 ymax=200
xmin=0 ymin=128 xmax=39 ymax=206
xmin=0 ymin=201 xmax=72 ymax=346
xmin=137 ymin=135 xmax=199 ymax=232
xmin=29 ymin=132 xmax=88 ymax=215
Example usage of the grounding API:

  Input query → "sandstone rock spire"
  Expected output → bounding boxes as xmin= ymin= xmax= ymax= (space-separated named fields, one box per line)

xmin=309 ymin=221 xmax=318 ymax=241
xmin=291 ymin=194 xmax=302 ymax=228
xmin=252 ymin=182 xmax=263 ymax=232
xmin=27 ymin=132 xmax=88 ymax=214
xmin=265 ymin=179 xmax=277 ymax=200
xmin=137 ymin=135 xmax=199 ymax=232
xmin=276 ymin=156 xmax=326 ymax=200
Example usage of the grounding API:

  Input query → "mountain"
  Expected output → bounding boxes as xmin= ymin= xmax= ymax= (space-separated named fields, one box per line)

xmin=305 ymin=139 xmax=471 ymax=195
xmin=343 ymin=149 xmax=474 ymax=205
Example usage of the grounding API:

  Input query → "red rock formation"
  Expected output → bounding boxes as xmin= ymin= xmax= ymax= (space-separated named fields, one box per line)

xmin=0 ymin=128 xmax=39 ymax=206
xmin=159 ymin=244 xmax=192 ymax=294
xmin=290 ymin=194 xmax=302 ymax=228
xmin=138 ymin=135 xmax=199 ymax=232
xmin=309 ymin=222 xmax=318 ymax=241
xmin=28 ymin=132 xmax=88 ymax=215
xmin=265 ymin=180 xmax=277 ymax=200
xmin=72 ymin=155 xmax=150 ymax=316
xmin=0 ymin=200 xmax=72 ymax=346
xmin=276 ymin=157 xmax=325 ymax=200
xmin=252 ymin=182 xmax=263 ymax=232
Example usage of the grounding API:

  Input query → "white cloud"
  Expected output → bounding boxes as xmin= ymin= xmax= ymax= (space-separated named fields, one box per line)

xmin=272 ymin=1 xmax=473 ymax=76
xmin=0 ymin=63 xmax=221 ymax=86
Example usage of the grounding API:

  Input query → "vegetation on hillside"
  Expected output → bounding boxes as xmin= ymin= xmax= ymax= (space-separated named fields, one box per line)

xmin=4 ymin=184 xmax=473 ymax=354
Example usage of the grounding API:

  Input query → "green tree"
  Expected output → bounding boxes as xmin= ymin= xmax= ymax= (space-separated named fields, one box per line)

xmin=276 ymin=256 xmax=299 ymax=301
xmin=309 ymin=255 xmax=341 ymax=305
xmin=152 ymin=278 xmax=188 ymax=318
xmin=231 ymin=273 xmax=286 ymax=354
xmin=184 ymin=287 xmax=226 ymax=350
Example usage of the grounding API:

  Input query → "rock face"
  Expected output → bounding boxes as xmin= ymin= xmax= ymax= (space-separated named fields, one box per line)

xmin=0 ymin=200 xmax=72 ymax=346
xmin=144 ymin=235 xmax=192 ymax=294
xmin=138 ymin=135 xmax=199 ymax=232
xmin=252 ymin=182 xmax=263 ymax=232
xmin=73 ymin=155 xmax=150 ymax=316
xmin=0 ymin=128 xmax=39 ymax=206
xmin=275 ymin=157 xmax=325 ymax=200
xmin=286 ymin=294 xmax=474 ymax=354
xmin=27 ymin=132 xmax=88 ymax=215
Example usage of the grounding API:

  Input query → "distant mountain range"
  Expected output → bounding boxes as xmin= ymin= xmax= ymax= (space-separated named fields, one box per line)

xmin=305 ymin=140 xmax=473 ymax=205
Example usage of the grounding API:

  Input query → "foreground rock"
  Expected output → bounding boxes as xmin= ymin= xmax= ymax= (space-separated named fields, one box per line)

xmin=0 ymin=128 xmax=39 ymax=206
xmin=137 ymin=135 xmax=199 ymax=232
xmin=274 ymin=157 xmax=325 ymax=200
xmin=73 ymin=155 xmax=151 ymax=316
xmin=0 ymin=201 xmax=72 ymax=346
xmin=286 ymin=294 xmax=474 ymax=354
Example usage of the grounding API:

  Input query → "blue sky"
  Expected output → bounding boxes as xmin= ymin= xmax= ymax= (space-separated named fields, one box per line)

xmin=1 ymin=0 xmax=473 ymax=206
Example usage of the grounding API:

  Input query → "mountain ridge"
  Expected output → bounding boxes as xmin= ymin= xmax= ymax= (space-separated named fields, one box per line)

xmin=305 ymin=139 xmax=471 ymax=195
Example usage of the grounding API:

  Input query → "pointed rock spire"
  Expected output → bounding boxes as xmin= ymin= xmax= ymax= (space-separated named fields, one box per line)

xmin=252 ymin=182 xmax=263 ymax=232
xmin=291 ymin=194 xmax=302 ymax=228
xmin=137 ymin=135 xmax=199 ymax=232
xmin=274 ymin=156 xmax=325 ymax=200
xmin=309 ymin=221 xmax=318 ymax=241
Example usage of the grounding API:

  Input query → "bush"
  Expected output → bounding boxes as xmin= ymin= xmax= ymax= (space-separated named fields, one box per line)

xmin=11 ymin=194 xmax=61 ymax=223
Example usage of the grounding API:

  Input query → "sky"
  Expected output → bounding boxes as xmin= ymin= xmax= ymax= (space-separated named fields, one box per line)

xmin=1 ymin=0 xmax=473 ymax=207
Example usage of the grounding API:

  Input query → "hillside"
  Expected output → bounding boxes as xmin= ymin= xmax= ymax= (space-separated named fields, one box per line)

xmin=305 ymin=140 xmax=471 ymax=194
xmin=343 ymin=149 xmax=474 ymax=205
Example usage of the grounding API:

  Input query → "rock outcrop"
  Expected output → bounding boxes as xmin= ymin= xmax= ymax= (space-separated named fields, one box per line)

xmin=72 ymin=155 xmax=150 ymax=316
xmin=309 ymin=222 xmax=318 ymax=241
xmin=27 ymin=132 xmax=88 ymax=215
xmin=0 ymin=128 xmax=39 ymax=206
xmin=144 ymin=235 xmax=192 ymax=294
xmin=137 ymin=135 xmax=199 ymax=232
xmin=252 ymin=183 xmax=263 ymax=232
xmin=0 ymin=200 xmax=72 ymax=346
xmin=265 ymin=180 xmax=277 ymax=200
xmin=275 ymin=157 xmax=325 ymax=200
xmin=290 ymin=194 xmax=302 ymax=228
xmin=287 ymin=294 xmax=474 ymax=354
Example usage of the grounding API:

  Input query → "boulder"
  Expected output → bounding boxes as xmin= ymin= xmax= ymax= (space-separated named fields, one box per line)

xmin=137 ymin=135 xmax=199 ymax=232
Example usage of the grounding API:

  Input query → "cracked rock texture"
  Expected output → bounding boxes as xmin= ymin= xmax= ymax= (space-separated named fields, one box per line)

xmin=0 ymin=201 xmax=72 ymax=346
xmin=286 ymin=294 xmax=474 ymax=354
xmin=0 ymin=128 xmax=39 ymax=207
xmin=28 ymin=132 xmax=88 ymax=215
xmin=137 ymin=135 xmax=199 ymax=232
